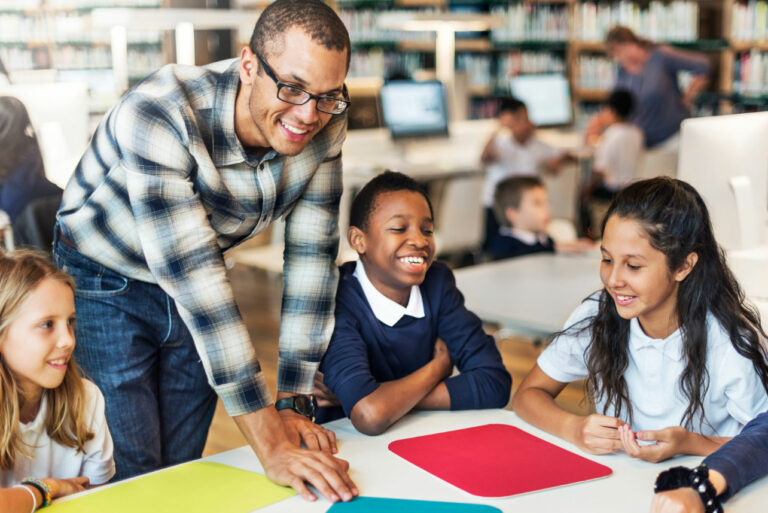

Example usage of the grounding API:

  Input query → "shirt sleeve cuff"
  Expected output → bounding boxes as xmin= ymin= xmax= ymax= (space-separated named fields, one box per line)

xmin=277 ymin=357 xmax=320 ymax=396
xmin=215 ymin=371 xmax=273 ymax=417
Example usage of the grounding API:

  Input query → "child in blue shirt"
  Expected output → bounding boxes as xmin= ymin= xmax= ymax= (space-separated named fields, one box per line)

xmin=316 ymin=171 xmax=512 ymax=434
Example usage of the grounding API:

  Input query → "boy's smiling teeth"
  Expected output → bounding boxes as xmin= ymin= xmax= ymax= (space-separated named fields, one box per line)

xmin=280 ymin=120 xmax=308 ymax=134
xmin=399 ymin=256 xmax=425 ymax=265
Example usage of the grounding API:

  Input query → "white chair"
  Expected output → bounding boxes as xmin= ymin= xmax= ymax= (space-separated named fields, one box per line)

xmin=433 ymin=175 xmax=485 ymax=256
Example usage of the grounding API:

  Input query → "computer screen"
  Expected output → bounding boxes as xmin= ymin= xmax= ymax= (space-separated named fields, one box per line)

xmin=380 ymin=80 xmax=448 ymax=138
xmin=509 ymin=74 xmax=572 ymax=127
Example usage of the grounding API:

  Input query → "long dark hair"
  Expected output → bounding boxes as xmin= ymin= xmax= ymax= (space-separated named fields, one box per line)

xmin=584 ymin=177 xmax=768 ymax=429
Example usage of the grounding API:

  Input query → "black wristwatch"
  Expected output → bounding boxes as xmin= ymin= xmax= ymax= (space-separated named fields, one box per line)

xmin=275 ymin=395 xmax=315 ymax=422
xmin=654 ymin=464 xmax=723 ymax=513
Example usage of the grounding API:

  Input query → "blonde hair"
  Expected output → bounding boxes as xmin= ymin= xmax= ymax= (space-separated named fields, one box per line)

xmin=0 ymin=250 xmax=93 ymax=470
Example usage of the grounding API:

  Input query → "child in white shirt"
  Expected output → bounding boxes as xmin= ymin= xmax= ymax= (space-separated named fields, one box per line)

xmin=0 ymin=250 xmax=114 ymax=512
xmin=481 ymin=98 xmax=570 ymax=250
xmin=513 ymin=178 xmax=768 ymax=463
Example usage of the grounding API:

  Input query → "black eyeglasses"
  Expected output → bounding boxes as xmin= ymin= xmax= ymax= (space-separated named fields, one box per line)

xmin=254 ymin=51 xmax=350 ymax=115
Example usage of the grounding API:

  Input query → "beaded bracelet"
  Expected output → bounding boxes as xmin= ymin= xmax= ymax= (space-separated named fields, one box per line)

xmin=21 ymin=477 xmax=51 ymax=507
xmin=654 ymin=464 xmax=723 ymax=513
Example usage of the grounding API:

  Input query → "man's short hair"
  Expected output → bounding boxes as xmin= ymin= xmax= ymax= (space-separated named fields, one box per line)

xmin=607 ymin=89 xmax=635 ymax=120
xmin=249 ymin=0 xmax=351 ymax=70
xmin=349 ymin=171 xmax=434 ymax=232
xmin=493 ymin=176 xmax=544 ymax=227
xmin=497 ymin=98 xmax=527 ymax=117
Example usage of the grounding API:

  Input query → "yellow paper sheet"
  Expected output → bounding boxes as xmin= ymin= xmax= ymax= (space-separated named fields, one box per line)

xmin=47 ymin=461 xmax=296 ymax=513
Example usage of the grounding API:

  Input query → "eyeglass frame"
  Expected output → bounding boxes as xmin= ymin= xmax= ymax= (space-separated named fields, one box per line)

xmin=253 ymin=51 xmax=351 ymax=115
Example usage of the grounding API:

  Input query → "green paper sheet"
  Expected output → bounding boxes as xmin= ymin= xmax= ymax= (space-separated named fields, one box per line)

xmin=47 ymin=461 xmax=296 ymax=513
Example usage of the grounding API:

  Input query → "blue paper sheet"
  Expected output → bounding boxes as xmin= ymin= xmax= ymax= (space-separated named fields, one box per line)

xmin=326 ymin=497 xmax=502 ymax=513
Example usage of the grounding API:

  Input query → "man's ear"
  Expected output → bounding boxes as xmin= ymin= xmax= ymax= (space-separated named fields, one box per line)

xmin=674 ymin=252 xmax=699 ymax=282
xmin=348 ymin=226 xmax=366 ymax=255
xmin=239 ymin=47 xmax=256 ymax=85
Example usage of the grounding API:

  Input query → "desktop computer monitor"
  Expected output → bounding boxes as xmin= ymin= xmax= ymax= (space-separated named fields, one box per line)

xmin=509 ymin=74 xmax=572 ymax=127
xmin=380 ymin=80 xmax=449 ymax=139
xmin=678 ymin=112 xmax=768 ymax=252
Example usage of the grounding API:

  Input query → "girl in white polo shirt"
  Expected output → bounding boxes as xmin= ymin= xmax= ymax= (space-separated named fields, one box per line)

xmin=0 ymin=250 xmax=114 ymax=512
xmin=513 ymin=177 xmax=768 ymax=463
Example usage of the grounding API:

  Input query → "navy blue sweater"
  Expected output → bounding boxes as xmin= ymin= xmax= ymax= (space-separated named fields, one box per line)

xmin=488 ymin=233 xmax=555 ymax=261
xmin=317 ymin=261 xmax=512 ymax=424
xmin=703 ymin=409 xmax=768 ymax=500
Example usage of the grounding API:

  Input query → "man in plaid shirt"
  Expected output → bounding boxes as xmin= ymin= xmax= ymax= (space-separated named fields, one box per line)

xmin=53 ymin=0 xmax=357 ymax=502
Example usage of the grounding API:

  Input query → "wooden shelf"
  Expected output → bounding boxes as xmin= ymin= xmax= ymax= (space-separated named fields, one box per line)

xmin=398 ymin=38 xmax=492 ymax=52
xmin=572 ymin=88 xmax=609 ymax=102
xmin=731 ymin=40 xmax=768 ymax=52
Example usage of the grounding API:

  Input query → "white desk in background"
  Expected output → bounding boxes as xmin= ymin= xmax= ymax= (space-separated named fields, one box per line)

xmin=453 ymin=252 xmax=602 ymax=338
xmin=58 ymin=409 xmax=768 ymax=513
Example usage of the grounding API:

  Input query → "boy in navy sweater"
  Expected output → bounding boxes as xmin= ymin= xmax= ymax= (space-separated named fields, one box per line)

xmin=315 ymin=171 xmax=512 ymax=434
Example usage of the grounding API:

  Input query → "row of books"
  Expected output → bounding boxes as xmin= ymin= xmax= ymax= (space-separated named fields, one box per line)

xmin=348 ymin=50 xmax=427 ymax=79
xmin=0 ymin=13 xmax=161 ymax=44
xmin=0 ymin=0 xmax=159 ymax=8
xmin=0 ymin=43 xmax=163 ymax=76
xmin=577 ymin=55 xmax=617 ymax=90
xmin=339 ymin=9 xmax=436 ymax=44
xmin=574 ymin=1 xmax=699 ymax=42
xmin=734 ymin=49 xmax=768 ymax=94
xmin=732 ymin=1 xmax=768 ymax=42
xmin=489 ymin=5 xmax=569 ymax=43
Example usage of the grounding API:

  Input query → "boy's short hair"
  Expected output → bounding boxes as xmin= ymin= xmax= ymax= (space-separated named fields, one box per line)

xmin=497 ymin=97 xmax=527 ymax=117
xmin=493 ymin=176 xmax=544 ymax=227
xmin=349 ymin=171 xmax=434 ymax=231
xmin=607 ymin=89 xmax=635 ymax=120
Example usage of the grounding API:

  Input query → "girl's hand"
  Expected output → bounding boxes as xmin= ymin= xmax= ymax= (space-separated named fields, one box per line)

xmin=649 ymin=488 xmax=704 ymax=513
xmin=572 ymin=414 xmax=626 ymax=454
xmin=619 ymin=425 xmax=690 ymax=463
xmin=43 ymin=476 xmax=90 ymax=499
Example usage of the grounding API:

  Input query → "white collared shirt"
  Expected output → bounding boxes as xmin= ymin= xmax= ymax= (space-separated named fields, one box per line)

xmin=353 ymin=260 xmax=425 ymax=327
xmin=500 ymin=227 xmax=550 ymax=246
xmin=537 ymin=294 xmax=768 ymax=435
xmin=1 ymin=379 xmax=115 ymax=487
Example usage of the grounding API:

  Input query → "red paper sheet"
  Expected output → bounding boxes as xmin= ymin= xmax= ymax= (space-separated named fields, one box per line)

xmin=388 ymin=423 xmax=612 ymax=498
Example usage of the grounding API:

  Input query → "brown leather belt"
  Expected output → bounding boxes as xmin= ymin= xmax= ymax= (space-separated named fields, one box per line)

xmin=57 ymin=228 xmax=77 ymax=251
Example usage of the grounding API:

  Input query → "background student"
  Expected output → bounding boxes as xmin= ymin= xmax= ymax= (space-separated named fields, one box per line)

xmin=315 ymin=171 xmax=511 ymax=434
xmin=581 ymin=89 xmax=644 ymax=237
xmin=480 ymin=98 xmax=571 ymax=251
xmin=490 ymin=176 xmax=593 ymax=261
xmin=649 ymin=410 xmax=768 ymax=513
xmin=0 ymin=97 xmax=62 ymax=249
xmin=0 ymin=250 xmax=114 ymax=513
xmin=513 ymin=177 xmax=768 ymax=461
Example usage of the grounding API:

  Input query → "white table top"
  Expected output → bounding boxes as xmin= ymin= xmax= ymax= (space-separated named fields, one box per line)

xmin=453 ymin=252 xmax=603 ymax=338
xmin=198 ymin=409 xmax=768 ymax=513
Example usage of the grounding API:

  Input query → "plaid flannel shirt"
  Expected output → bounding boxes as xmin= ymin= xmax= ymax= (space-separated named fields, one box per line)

xmin=58 ymin=59 xmax=345 ymax=416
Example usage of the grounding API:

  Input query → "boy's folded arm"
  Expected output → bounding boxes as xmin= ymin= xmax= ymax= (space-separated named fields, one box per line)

xmin=349 ymin=355 xmax=452 ymax=436
xmin=435 ymin=267 xmax=512 ymax=410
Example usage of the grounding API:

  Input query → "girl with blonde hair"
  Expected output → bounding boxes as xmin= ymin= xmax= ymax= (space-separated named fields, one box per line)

xmin=0 ymin=250 xmax=114 ymax=512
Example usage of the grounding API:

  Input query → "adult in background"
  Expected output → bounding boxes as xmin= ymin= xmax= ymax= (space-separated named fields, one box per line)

xmin=0 ymin=96 xmax=62 ymax=249
xmin=586 ymin=26 xmax=711 ymax=150
xmin=53 ymin=0 xmax=357 ymax=502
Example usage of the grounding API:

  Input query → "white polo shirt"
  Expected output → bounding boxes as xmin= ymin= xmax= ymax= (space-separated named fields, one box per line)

xmin=354 ymin=260 xmax=425 ymax=327
xmin=1 ymin=379 xmax=115 ymax=487
xmin=538 ymin=295 xmax=768 ymax=435
xmin=483 ymin=132 xmax=562 ymax=207
xmin=593 ymin=123 xmax=644 ymax=190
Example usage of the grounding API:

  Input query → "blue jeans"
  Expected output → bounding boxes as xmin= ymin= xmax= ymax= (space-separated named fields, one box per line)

xmin=53 ymin=233 xmax=218 ymax=481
